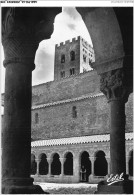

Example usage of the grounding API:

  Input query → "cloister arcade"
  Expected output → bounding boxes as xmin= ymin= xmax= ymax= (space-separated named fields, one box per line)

xmin=31 ymin=147 xmax=133 ymax=183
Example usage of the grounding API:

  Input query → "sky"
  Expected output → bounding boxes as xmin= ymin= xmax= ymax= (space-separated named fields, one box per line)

xmin=1 ymin=7 xmax=92 ymax=94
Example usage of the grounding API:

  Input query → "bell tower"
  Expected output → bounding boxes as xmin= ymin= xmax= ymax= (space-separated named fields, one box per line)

xmin=54 ymin=36 xmax=95 ymax=81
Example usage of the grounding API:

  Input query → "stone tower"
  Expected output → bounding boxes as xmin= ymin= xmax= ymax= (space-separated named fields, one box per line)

xmin=54 ymin=36 xmax=95 ymax=81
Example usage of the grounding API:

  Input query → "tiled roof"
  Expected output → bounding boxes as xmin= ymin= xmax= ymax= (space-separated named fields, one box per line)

xmin=32 ymin=93 xmax=104 ymax=110
xmin=31 ymin=132 xmax=133 ymax=147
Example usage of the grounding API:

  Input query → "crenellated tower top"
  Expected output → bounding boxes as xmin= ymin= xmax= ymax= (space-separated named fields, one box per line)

xmin=54 ymin=36 xmax=95 ymax=81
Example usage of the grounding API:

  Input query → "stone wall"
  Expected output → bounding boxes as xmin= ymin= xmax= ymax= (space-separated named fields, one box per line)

xmin=32 ymin=70 xmax=100 ymax=106
xmin=31 ymin=91 xmax=133 ymax=141
xmin=31 ymin=95 xmax=110 ymax=140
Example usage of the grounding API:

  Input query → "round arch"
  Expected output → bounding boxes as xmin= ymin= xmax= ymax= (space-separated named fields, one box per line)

xmin=94 ymin=150 xmax=108 ymax=176
xmin=76 ymin=8 xmax=124 ymax=67
xmin=51 ymin=153 xmax=61 ymax=175
xmin=39 ymin=153 xmax=48 ymax=175
xmin=80 ymin=151 xmax=91 ymax=182
xmin=64 ymin=152 xmax=73 ymax=175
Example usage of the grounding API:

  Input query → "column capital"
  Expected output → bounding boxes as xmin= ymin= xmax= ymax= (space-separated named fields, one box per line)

xmin=2 ymin=7 xmax=62 ymax=70
xmin=59 ymin=157 xmax=65 ymax=163
xmin=100 ymin=68 xmax=129 ymax=103
xmin=35 ymin=158 xmax=41 ymax=163
xmin=90 ymin=156 xmax=96 ymax=161
xmin=47 ymin=157 xmax=52 ymax=163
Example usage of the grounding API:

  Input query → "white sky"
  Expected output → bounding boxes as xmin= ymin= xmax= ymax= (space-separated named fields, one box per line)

xmin=1 ymin=7 xmax=92 ymax=95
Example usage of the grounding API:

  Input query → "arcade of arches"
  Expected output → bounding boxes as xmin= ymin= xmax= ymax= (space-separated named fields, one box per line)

xmin=31 ymin=142 xmax=133 ymax=183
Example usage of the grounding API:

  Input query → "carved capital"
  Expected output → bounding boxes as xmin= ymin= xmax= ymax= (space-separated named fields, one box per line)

xmin=2 ymin=7 xmax=62 ymax=68
xmin=100 ymin=68 xmax=129 ymax=103
xmin=2 ymin=8 xmax=39 ymax=66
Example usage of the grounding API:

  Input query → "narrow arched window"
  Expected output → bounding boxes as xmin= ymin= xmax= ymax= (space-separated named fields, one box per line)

xmin=61 ymin=54 xmax=65 ymax=63
xmin=83 ymin=55 xmax=86 ymax=62
xmin=70 ymin=68 xmax=75 ymax=76
xmin=35 ymin=113 xmax=39 ymax=124
xmin=72 ymin=106 xmax=77 ymax=118
xmin=70 ymin=51 xmax=75 ymax=61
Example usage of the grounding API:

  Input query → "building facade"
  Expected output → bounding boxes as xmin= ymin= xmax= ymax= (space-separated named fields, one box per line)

xmin=31 ymin=37 xmax=133 ymax=183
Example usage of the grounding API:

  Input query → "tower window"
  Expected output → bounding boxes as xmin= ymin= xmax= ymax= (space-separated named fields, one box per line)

xmin=70 ymin=51 xmax=75 ymax=61
xmin=35 ymin=113 xmax=39 ymax=124
xmin=72 ymin=106 xmax=77 ymax=118
xmin=70 ymin=68 xmax=75 ymax=76
xmin=83 ymin=55 xmax=86 ymax=62
xmin=60 ymin=71 xmax=65 ymax=78
xmin=61 ymin=54 xmax=65 ymax=63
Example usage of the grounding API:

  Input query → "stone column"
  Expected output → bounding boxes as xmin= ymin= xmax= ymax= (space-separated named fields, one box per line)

xmin=47 ymin=157 xmax=52 ymax=176
xmin=35 ymin=158 xmax=41 ymax=176
xmin=126 ymin=155 xmax=129 ymax=175
xmin=90 ymin=156 xmax=95 ymax=176
xmin=73 ymin=153 xmax=80 ymax=182
xmin=106 ymin=156 xmax=110 ymax=175
xmin=96 ymin=68 xmax=133 ymax=194
xmin=100 ymin=68 xmax=129 ymax=175
xmin=2 ymin=7 xmax=61 ymax=194
xmin=60 ymin=157 xmax=65 ymax=176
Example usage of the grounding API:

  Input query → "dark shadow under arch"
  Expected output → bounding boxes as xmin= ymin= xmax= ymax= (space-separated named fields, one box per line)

xmin=39 ymin=153 xmax=48 ymax=175
xmin=80 ymin=151 xmax=91 ymax=182
xmin=94 ymin=151 xmax=107 ymax=176
xmin=64 ymin=152 xmax=73 ymax=175
xmin=51 ymin=153 xmax=61 ymax=175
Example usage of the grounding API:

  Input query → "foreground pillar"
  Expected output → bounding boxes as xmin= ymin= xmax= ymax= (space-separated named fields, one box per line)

xmin=95 ymin=68 xmax=133 ymax=194
xmin=2 ymin=7 xmax=61 ymax=194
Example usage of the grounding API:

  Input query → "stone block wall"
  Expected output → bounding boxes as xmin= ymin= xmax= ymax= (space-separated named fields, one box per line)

xmin=32 ymin=70 xmax=100 ymax=106
xmin=31 ymin=95 xmax=110 ymax=140
xmin=31 ymin=91 xmax=133 ymax=141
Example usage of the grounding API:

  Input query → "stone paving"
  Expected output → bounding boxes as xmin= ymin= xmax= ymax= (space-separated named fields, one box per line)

xmin=35 ymin=182 xmax=98 ymax=194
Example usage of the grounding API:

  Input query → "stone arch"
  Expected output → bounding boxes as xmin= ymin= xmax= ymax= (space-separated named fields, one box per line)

xmin=80 ymin=151 xmax=91 ymax=182
xmin=51 ymin=153 xmax=61 ymax=175
xmin=31 ymin=153 xmax=37 ymax=175
xmin=94 ymin=150 xmax=108 ymax=176
xmin=39 ymin=153 xmax=48 ymax=175
xmin=128 ymin=150 xmax=133 ymax=176
xmin=64 ymin=152 xmax=73 ymax=175
xmin=76 ymin=8 xmax=124 ymax=67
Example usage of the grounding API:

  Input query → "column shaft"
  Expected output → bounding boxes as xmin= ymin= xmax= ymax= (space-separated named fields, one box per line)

xmin=60 ymin=158 xmax=64 ymax=176
xmin=47 ymin=158 xmax=51 ymax=176
xmin=36 ymin=159 xmax=40 ymax=175
xmin=73 ymin=155 xmax=80 ymax=182
xmin=106 ymin=158 xmax=110 ymax=175
xmin=110 ymin=100 xmax=126 ymax=175
xmin=126 ymin=156 xmax=129 ymax=175
xmin=2 ymin=63 xmax=32 ymax=180
xmin=90 ymin=157 xmax=95 ymax=175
